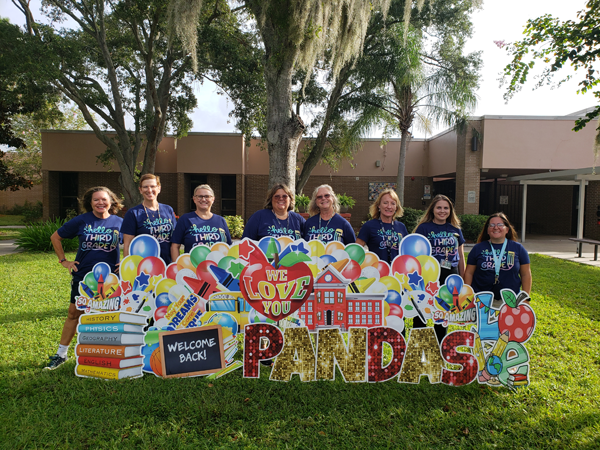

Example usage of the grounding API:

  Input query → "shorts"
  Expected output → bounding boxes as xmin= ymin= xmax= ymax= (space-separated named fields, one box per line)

xmin=70 ymin=278 xmax=80 ymax=304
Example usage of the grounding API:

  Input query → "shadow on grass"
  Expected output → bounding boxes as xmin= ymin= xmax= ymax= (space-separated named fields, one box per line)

xmin=0 ymin=307 xmax=67 ymax=325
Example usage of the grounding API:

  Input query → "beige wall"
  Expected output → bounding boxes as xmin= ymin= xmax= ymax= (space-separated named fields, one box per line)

xmin=481 ymin=118 xmax=597 ymax=169
xmin=428 ymin=130 xmax=457 ymax=177
xmin=0 ymin=184 xmax=43 ymax=211
xmin=176 ymin=133 xmax=244 ymax=174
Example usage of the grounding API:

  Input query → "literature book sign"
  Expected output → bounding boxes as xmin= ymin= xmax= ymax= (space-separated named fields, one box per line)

xmin=159 ymin=325 xmax=226 ymax=378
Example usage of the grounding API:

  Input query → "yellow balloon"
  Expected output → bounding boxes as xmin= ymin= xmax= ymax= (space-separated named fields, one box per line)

xmin=308 ymin=263 xmax=319 ymax=277
xmin=416 ymin=255 xmax=440 ymax=286
xmin=360 ymin=252 xmax=379 ymax=269
xmin=393 ymin=272 xmax=411 ymax=291
xmin=120 ymin=255 xmax=143 ymax=284
xmin=325 ymin=241 xmax=344 ymax=254
xmin=308 ymin=240 xmax=326 ymax=258
xmin=156 ymin=278 xmax=177 ymax=296
xmin=227 ymin=244 xmax=239 ymax=258
xmin=104 ymin=273 xmax=119 ymax=290
xmin=211 ymin=242 xmax=230 ymax=256
xmin=380 ymin=276 xmax=401 ymax=292
xmin=176 ymin=254 xmax=195 ymax=272
xmin=384 ymin=301 xmax=390 ymax=317
xmin=277 ymin=236 xmax=294 ymax=248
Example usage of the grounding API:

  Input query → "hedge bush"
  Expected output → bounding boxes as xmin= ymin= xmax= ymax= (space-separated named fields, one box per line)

xmin=459 ymin=214 xmax=489 ymax=242
xmin=224 ymin=215 xmax=244 ymax=239
xmin=401 ymin=207 xmax=425 ymax=233
xmin=15 ymin=218 xmax=79 ymax=252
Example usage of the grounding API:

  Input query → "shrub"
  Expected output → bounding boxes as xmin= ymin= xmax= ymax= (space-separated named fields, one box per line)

xmin=15 ymin=218 xmax=79 ymax=252
xmin=224 ymin=215 xmax=244 ymax=239
xmin=402 ymin=207 xmax=425 ymax=233
xmin=337 ymin=193 xmax=356 ymax=208
xmin=294 ymin=194 xmax=310 ymax=212
xmin=4 ymin=201 xmax=43 ymax=223
xmin=459 ymin=214 xmax=489 ymax=242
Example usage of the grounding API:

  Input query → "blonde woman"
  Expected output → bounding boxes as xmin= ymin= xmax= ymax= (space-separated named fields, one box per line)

xmin=303 ymin=184 xmax=355 ymax=244
xmin=356 ymin=189 xmax=408 ymax=264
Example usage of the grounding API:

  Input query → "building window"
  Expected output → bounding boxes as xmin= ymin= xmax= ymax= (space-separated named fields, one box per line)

xmin=308 ymin=302 xmax=313 ymax=312
xmin=349 ymin=315 xmax=353 ymax=325
xmin=317 ymin=291 xmax=321 ymax=303
xmin=375 ymin=303 xmax=380 ymax=312
xmin=337 ymin=291 xmax=343 ymax=303
xmin=308 ymin=316 xmax=313 ymax=325
xmin=325 ymin=291 xmax=334 ymax=304
xmin=362 ymin=302 xmax=367 ymax=312
xmin=301 ymin=304 xmax=305 ymax=312
xmin=317 ymin=311 xmax=322 ymax=321
xmin=368 ymin=315 xmax=372 ymax=325
xmin=362 ymin=314 xmax=367 ymax=325
xmin=348 ymin=302 xmax=353 ymax=312
xmin=368 ymin=303 xmax=373 ymax=312
xmin=375 ymin=315 xmax=380 ymax=324
xmin=337 ymin=312 xmax=343 ymax=321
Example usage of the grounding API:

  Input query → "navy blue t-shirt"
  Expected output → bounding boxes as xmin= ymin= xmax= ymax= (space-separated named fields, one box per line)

xmin=58 ymin=212 xmax=123 ymax=282
xmin=303 ymin=213 xmax=356 ymax=245
xmin=121 ymin=203 xmax=177 ymax=264
xmin=357 ymin=219 xmax=408 ymax=263
xmin=242 ymin=209 xmax=305 ymax=241
xmin=414 ymin=222 xmax=465 ymax=267
xmin=467 ymin=240 xmax=530 ymax=297
xmin=171 ymin=212 xmax=232 ymax=253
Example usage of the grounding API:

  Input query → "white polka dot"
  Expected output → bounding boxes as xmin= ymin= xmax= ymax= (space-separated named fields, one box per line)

xmin=521 ymin=313 xmax=531 ymax=325
xmin=505 ymin=315 xmax=514 ymax=326
xmin=514 ymin=328 xmax=523 ymax=340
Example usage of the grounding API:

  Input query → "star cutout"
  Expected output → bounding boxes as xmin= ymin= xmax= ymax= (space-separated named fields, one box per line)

xmin=135 ymin=272 xmax=150 ymax=289
xmin=407 ymin=271 xmax=423 ymax=286
xmin=120 ymin=280 xmax=133 ymax=295
xmin=238 ymin=239 xmax=256 ymax=261
xmin=426 ymin=281 xmax=439 ymax=296
xmin=147 ymin=275 xmax=163 ymax=292
xmin=228 ymin=261 xmax=246 ymax=279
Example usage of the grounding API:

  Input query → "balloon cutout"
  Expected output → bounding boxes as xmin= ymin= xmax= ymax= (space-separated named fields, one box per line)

xmin=130 ymin=235 xmax=160 ymax=258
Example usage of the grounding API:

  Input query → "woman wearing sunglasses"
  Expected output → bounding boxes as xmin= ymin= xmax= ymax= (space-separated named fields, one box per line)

xmin=464 ymin=212 xmax=531 ymax=299
xmin=170 ymin=184 xmax=232 ymax=261
xmin=303 ymin=184 xmax=355 ymax=244
xmin=242 ymin=184 xmax=306 ymax=240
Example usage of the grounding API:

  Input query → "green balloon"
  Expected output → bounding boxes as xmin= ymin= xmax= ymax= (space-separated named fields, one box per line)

xmin=84 ymin=272 xmax=98 ymax=292
xmin=439 ymin=285 xmax=453 ymax=306
xmin=218 ymin=256 xmax=235 ymax=271
xmin=190 ymin=245 xmax=211 ymax=267
xmin=345 ymin=243 xmax=366 ymax=265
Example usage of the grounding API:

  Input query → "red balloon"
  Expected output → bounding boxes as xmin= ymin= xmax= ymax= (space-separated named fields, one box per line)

xmin=377 ymin=260 xmax=390 ymax=277
xmin=137 ymin=256 xmax=166 ymax=277
xmin=341 ymin=259 xmax=362 ymax=282
xmin=391 ymin=255 xmax=421 ymax=276
xmin=196 ymin=260 xmax=218 ymax=283
xmin=165 ymin=263 xmax=179 ymax=280
xmin=388 ymin=303 xmax=403 ymax=318
xmin=154 ymin=305 xmax=168 ymax=321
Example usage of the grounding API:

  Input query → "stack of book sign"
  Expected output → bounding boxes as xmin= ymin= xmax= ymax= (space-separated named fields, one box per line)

xmin=75 ymin=312 xmax=148 ymax=380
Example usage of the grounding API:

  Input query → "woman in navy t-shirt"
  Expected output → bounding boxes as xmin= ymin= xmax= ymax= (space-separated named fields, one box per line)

xmin=357 ymin=189 xmax=408 ymax=264
xmin=242 ymin=184 xmax=305 ymax=241
xmin=303 ymin=184 xmax=355 ymax=245
xmin=413 ymin=195 xmax=465 ymax=342
xmin=464 ymin=213 xmax=531 ymax=300
xmin=122 ymin=174 xmax=177 ymax=264
xmin=171 ymin=184 xmax=232 ymax=259
xmin=46 ymin=186 xmax=124 ymax=370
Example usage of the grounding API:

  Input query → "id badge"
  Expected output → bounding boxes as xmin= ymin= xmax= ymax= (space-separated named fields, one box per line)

xmin=441 ymin=259 xmax=452 ymax=270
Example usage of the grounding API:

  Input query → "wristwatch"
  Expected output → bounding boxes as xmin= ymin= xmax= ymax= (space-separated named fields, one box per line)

xmin=59 ymin=258 xmax=67 ymax=264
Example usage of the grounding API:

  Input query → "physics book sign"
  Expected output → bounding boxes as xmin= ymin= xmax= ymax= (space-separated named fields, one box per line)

xmin=71 ymin=235 xmax=535 ymax=388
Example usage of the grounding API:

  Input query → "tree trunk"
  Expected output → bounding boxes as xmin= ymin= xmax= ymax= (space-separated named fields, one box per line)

xmin=264 ymin=63 xmax=305 ymax=191
xmin=396 ymin=128 xmax=410 ymax=205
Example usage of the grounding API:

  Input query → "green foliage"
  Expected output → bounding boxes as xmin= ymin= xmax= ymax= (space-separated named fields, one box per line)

xmin=294 ymin=194 xmax=310 ymax=212
xmin=459 ymin=213 xmax=489 ymax=242
xmin=224 ymin=215 xmax=244 ymax=239
xmin=401 ymin=206 xmax=424 ymax=233
xmin=0 ymin=215 xmax=25 ymax=226
xmin=15 ymin=218 xmax=78 ymax=252
xmin=2 ymin=201 xmax=43 ymax=223
xmin=1 ymin=253 xmax=600 ymax=448
xmin=0 ymin=228 xmax=21 ymax=240
xmin=502 ymin=1 xmax=600 ymax=132
xmin=337 ymin=193 xmax=356 ymax=208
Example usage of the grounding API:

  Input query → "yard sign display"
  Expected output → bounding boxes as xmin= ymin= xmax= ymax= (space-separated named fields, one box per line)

xmin=74 ymin=234 xmax=535 ymax=387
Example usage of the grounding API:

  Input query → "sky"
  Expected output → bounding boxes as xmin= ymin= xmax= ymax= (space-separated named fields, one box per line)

xmin=0 ymin=0 xmax=593 ymax=138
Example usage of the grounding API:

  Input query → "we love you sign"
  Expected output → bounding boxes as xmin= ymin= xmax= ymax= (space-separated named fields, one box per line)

xmin=73 ymin=234 xmax=535 ymax=388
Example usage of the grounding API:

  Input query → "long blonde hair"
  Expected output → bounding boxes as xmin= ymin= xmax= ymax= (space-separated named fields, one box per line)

xmin=413 ymin=195 xmax=461 ymax=231
xmin=308 ymin=184 xmax=340 ymax=217
xmin=369 ymin=189 xmax=403 ymax=220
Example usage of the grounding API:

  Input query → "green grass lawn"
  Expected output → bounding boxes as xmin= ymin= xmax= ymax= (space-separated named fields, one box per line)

xmin=0 ymin=215 xmax=25 ymax=226
xmin=0 ymin=228 xmax=22 ymax=241
xmin=0 ymin=253 xmax=598 ymax=449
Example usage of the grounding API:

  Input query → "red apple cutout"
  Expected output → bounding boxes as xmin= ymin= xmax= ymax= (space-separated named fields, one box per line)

xmin=240 ymin=261 xmax=314 ymax=321
xmin=498 ymin=302 xmax=535 ymax=343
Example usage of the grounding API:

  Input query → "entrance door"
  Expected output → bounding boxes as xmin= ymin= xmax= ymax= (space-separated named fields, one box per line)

xmin=326 ymin=310 xmax=333 ymax=325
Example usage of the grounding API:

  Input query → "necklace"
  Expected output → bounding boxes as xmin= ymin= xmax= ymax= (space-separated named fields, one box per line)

xmin=319 ymin=213 xmax=333 ymax=230
xmin=142 ymin=203 xmax=160 ymax=223
xmin=272 ymin=209 xmax=289 ymax=230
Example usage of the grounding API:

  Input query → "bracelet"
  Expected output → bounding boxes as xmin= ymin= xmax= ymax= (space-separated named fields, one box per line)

xmin=59 ymin=258 xmax=67 ymax=264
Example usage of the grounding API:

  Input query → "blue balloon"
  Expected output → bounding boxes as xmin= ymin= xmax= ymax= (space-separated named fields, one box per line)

xmin=93 ymin=262 xmax=111 ymax=281
xmin=445 ymin=274 xmax=464 ymax=296
xmin=155 ymin=292 xmax=171 ymax=308
xmin=400 ymin=234 xmax=431 ymax=257
xmin=384 ymin=289 xmax=402 ymax=306
xmin=141 ymin=343 xmax=158 ymax=372
xmin=130 ymin=235 xmax=160 ymax=258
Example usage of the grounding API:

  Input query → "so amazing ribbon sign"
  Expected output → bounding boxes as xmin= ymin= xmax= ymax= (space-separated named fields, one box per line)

xmin=74 ymin=234 xmax=535 ymax=388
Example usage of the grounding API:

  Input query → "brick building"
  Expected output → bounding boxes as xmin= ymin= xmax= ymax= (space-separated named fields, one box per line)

xmin=41 ymin=109 xmax=600 ymax=240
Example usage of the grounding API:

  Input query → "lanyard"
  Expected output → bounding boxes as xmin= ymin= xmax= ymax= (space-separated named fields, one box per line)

xmin=379 ymin=219 xmax=395 ymax=263
xmin=490 ymin=239 xmax=508 ymax=284
xmin=143 ymin=204 xmax=161 ymax=223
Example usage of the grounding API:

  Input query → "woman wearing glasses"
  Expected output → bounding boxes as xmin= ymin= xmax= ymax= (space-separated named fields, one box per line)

xmin=464 ymin=213 xmax=531 ymax=299
xmin=242 ymin=184 xmax=305 ymax=240
xmin=170 ymin=184 xmax=232 ymax=260
xmin=356 ymin=189 xmax=408 ymax=264
xmin=303 ymin=184 xmax=355 ymax=244
xmin=122 ymin=174 xmax=177 ymax=264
